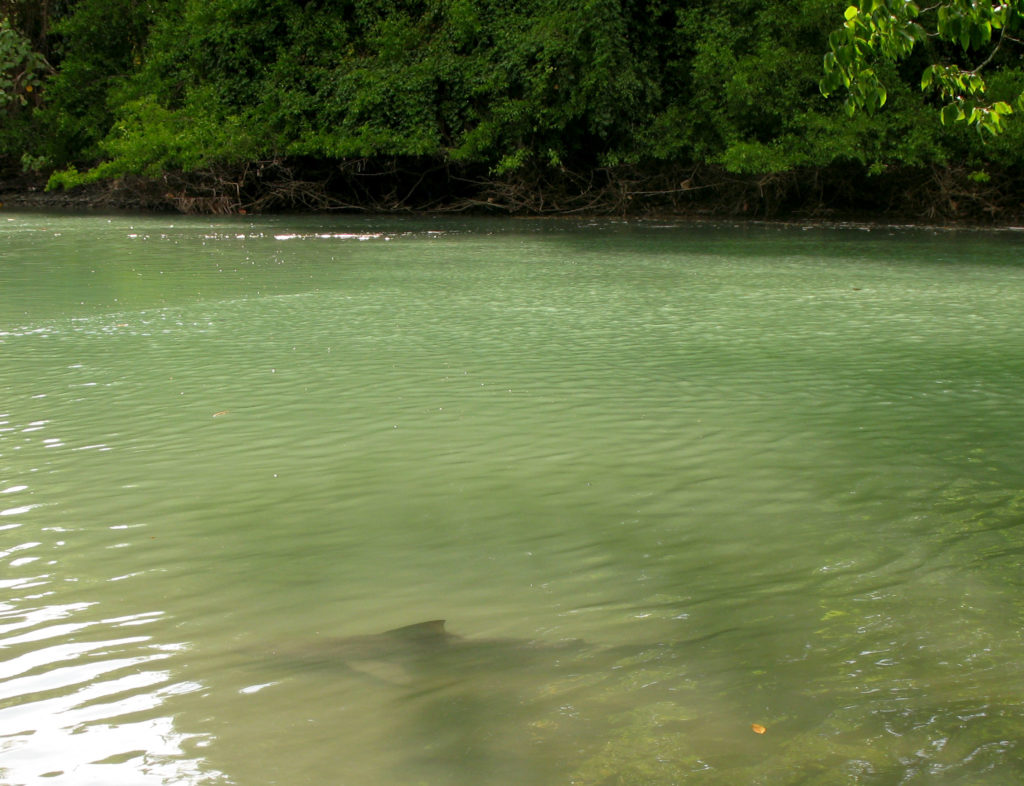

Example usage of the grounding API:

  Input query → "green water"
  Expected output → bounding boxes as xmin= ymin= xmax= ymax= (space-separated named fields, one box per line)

xmin=2 ymin=213 xmax=1024 ymax=785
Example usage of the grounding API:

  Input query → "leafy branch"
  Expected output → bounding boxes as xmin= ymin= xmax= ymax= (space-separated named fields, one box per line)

xmin=821 ymin=0 xmax=1024 ymax=134
xmin=0 ymin=16 xmax=50 ymax=111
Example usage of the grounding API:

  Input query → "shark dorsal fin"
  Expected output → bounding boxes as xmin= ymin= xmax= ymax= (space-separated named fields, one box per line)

xmin=384 ymin=620 xmax=448 ymax=639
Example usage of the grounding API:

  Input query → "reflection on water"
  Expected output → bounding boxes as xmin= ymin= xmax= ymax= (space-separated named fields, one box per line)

xmin=2 ymin=213 xmax=1024 ymax=784
xmin=0 ymin=596 xmax=214 ymax=784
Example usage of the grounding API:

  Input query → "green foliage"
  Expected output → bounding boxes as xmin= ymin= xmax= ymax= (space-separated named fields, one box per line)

xmin=0 ymin=14 xmax=50 ymax=172
xmin=822 ymin=0 xmax=1024 ymax=134
xmin=45 ymin=0 xmax=665 ymax=180
xmin=34 ymin=0 xmax=168 ymax=166
xmin=48 ymin=92 xmax=260 ymax=189
xmin=0 ymin=0 xmax=1017 ymax=195
xmin=0 ymin=16 xmax=46 ymax=110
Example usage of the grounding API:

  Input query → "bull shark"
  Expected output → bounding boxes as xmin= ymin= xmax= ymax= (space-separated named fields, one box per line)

xmin=244 ymin=620 xmax=712 ymax=785
xmin=274 ymin=619 xmax=630 ymax=687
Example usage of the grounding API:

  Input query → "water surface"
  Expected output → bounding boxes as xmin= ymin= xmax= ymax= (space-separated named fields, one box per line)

xmin=2 ymin=213 xmax=1024 ymax=784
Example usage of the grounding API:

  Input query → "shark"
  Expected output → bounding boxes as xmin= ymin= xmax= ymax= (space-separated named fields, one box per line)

xmin=224 ymin=620 xmax=720 ymax=785
xmin=275 ymin=619 xmax=603 ymax=687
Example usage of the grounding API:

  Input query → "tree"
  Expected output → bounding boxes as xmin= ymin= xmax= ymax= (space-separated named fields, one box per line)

xmin=821 ymin=1 xmax=1024 ymax=134
xmin=0 ymin=1 xmax=70 ymax=58
xmin=0 ymin=16 xmax=48 ymax=112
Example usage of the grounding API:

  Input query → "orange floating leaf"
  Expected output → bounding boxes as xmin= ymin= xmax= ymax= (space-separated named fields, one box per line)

xmin=212 ymin=410 xmax=230 ymax=417
xmin=751 ymin=723 xmax=767 ymax=735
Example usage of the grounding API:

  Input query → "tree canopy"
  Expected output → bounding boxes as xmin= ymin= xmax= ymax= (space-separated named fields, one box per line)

xmin=821 ymin=0 xmax=1024 ymax=135
xmin=2 ymin=0 xmax=1024 ymax=218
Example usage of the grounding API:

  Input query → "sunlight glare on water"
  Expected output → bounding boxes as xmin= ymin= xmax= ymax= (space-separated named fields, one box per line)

xmin=2 ymin=213 xmax=1024 ymax=784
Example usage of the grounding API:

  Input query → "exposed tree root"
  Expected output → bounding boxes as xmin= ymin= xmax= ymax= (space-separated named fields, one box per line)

xmin=4 ymin=159 xmax=1024 ymax=225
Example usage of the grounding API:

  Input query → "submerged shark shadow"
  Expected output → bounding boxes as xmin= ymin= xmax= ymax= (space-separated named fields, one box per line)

xmin=256 ymin=620 xmax=709 ymax=785
xmin=277 ymin=619 xmax=648 ymax=689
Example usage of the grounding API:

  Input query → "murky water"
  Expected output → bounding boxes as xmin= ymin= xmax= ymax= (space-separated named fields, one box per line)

xmin=2 ymin=213 xmax=1023 ymax=785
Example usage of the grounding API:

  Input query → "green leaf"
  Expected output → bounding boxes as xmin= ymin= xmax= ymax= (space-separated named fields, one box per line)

xmin=828 ymin=30 xmax=849 ymax=50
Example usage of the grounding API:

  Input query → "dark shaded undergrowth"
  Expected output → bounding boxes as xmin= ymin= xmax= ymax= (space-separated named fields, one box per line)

xmin=4 ymin=160 xmax=1022 ymax=226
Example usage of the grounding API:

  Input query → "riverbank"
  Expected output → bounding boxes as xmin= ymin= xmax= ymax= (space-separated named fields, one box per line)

xmin=3 ymin=162 xmax=1023 ymax=227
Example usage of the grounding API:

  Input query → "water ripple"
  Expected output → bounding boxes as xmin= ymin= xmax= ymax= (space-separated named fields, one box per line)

xmin=3 ymin=215 xmax=1024 ymax=783
xmin=0 ymin=608 xmax=221 ymax=785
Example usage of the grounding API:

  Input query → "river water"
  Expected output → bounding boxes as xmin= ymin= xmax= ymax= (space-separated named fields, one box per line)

xmin=1 ymin=213 xmax=1023 ymax=785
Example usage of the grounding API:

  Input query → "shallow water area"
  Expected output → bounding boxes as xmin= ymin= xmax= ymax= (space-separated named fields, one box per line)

xmin=2 ymin=212 xmax=1024 ymax=784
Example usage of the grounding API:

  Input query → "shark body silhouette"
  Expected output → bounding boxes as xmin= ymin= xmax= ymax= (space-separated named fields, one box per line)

xmin=276 ymin=619 xmax=604 ymax=686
